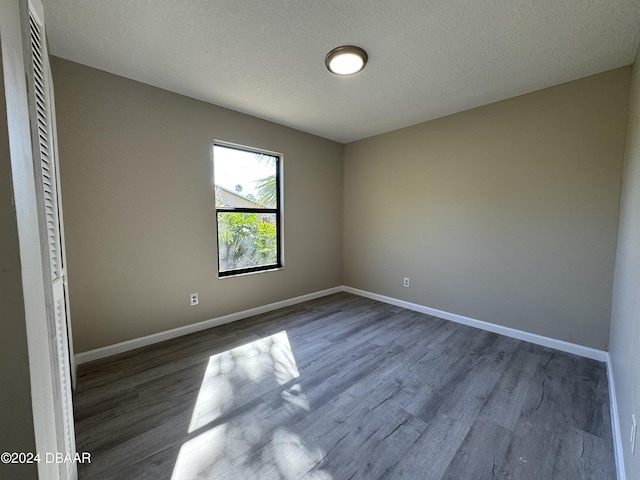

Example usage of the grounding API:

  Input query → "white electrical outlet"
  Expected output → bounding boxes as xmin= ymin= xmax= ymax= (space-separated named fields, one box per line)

xmin=190 ymin=293 xmax=199 ymax=306
xmin=631 ymin=414 xmax=637 ymax=455
xmin=403 ymin=277 xmax=410 ymax=288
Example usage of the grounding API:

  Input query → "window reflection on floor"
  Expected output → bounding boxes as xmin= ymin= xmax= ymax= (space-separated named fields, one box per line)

xmin=172 ymin=331 xmax=331 ymax=480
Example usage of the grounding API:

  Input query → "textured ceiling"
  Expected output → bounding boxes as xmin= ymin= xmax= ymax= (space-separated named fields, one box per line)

xmin=43 ymin=0 xmax=640 ymax=143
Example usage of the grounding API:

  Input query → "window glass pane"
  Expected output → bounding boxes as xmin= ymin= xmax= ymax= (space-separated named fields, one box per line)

xmin=214 ymin=145 xmax=277 ymax=208
xmin=217 ymin=212 xmax=278 ymax=272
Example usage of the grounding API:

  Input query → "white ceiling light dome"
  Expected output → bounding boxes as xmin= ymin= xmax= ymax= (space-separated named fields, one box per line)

xmin=325 ymin=45 xmax=368 ymax=76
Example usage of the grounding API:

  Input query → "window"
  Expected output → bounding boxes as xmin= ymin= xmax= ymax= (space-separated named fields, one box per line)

xmin=214 ymin=143 xmax=282 ymax=277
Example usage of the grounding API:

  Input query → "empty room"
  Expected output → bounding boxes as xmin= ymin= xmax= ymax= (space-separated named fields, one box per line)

xmin=2 ymin=0 xmax=640 ymax=479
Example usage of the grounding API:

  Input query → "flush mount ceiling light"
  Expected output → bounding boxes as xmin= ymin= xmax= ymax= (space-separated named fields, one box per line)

xmin=325 ymin=45 xmax=368 ymax=76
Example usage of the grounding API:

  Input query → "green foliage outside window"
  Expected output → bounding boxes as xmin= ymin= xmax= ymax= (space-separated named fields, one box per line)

xmin=217 ymin=212 xmax=277 ymax=272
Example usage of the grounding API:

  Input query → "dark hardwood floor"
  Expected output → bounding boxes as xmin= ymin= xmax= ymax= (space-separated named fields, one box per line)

xmin=73 ymin=292 xmax=616 ymax=479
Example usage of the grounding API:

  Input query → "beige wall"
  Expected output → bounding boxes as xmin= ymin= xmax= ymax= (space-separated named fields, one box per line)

xmin=344 ymin=67 xmax=630 ymax=350
xmin=0 ymin=48 xmax=38 ymax=480
xmin=610 ymin=47 xmax=640 ymax=479
xmin=52 ymin=58 xmax=343 ymax=353
xmin=52 ymin=56 xmax=631 ymax=354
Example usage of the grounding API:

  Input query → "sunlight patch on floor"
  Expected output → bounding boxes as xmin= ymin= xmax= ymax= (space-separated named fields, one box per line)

xmin=172 ymin=331 xmax=332 ymax=479
xmin=188 ymin=331 xmax=299 ymax=433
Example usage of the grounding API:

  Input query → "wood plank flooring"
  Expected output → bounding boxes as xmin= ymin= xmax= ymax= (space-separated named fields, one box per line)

xmin=73 ymin=292 xmax=616 ymax=479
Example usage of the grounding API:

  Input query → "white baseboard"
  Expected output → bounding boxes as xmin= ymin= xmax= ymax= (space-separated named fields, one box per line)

xmin=75 ymin=283 xmax=621 ymax=477
xmin=342 ymin=286 xmax=608 ymax=362
xmin=606 ymin=354 xmax=626 ymax=480
xmin=75 ymin=286 xmax=342 ymax=364
xmin=78 ymin=284 xmax=608 ymax=365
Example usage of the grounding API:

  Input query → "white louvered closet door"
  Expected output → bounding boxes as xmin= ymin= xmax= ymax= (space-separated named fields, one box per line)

xmin=24 ymin=1 xmax=77 ymax=479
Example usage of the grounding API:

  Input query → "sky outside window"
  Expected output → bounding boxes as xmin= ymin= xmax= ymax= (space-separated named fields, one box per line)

xmin=213 ymin=145 xmax=276 ymax=198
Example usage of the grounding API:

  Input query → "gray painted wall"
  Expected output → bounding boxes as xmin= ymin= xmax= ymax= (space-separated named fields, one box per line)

xmin=51 ymin=58 xmax=344 ymax=353
xmin=0 ymin=46 xmax=38 ymax=480
xmin=343 ymin=67 xmax=630 ymax=350
xmin=610 ymin=46 xmax=640 ymax=480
